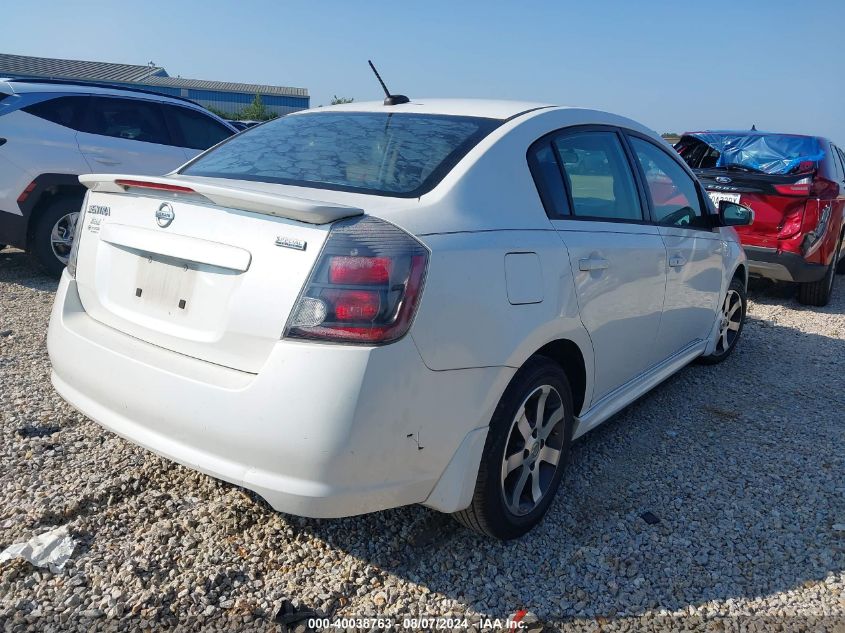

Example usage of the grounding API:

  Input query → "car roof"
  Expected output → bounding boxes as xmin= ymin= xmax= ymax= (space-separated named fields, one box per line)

xmin=683 ymin=130 xmax=824 ymax=141
xmin=298 ymin=98 xmax=557 ymax=120
xmin=0 ymin=78 xmax=200 ymax=108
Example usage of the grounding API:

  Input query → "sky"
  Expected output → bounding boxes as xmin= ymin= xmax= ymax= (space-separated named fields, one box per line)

xmin=5 ymin=0 xmax=845 ymax=143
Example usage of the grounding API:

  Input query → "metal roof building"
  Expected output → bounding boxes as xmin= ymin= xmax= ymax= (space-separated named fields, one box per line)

xmin=0 ymin=53 xmax=309 ymax=116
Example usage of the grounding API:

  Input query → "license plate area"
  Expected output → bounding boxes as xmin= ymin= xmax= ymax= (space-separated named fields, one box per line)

xmin=94 ymin=241 xmax=240 ymax=343
xmin=708 ymin=191 xmax=741 ymax=206
xmin=134 ymin=254 xmax=199 ymax=316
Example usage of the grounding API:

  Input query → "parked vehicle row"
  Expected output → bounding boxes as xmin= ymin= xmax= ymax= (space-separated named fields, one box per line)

xmin=0 ymin=79 xmax=237 ymax=275
xmin=47 ymin=98 xmax=754 ymax=539
xmin=676 ymin=131 xmax=845 ymax=306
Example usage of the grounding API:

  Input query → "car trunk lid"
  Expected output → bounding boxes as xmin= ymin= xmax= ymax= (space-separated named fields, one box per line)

xmin=74 ymin=174 xmax=364 ymax=373
xmin=696 ymin=170 xmax=816 ymax=247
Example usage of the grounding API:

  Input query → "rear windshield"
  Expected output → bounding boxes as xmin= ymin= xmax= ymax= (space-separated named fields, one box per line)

xmin=181 ymin=111 xmax=502 ymax=197
xmin=676 ymin=133 xmax=823 ymax=175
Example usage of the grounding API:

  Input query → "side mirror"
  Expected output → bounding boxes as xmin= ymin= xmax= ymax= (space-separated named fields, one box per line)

xmin=718 ymin=200 xmax=754 ymax=227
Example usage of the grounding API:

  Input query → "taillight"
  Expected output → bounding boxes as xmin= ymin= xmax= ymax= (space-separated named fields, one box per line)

xmin=285 ymin=216 xmax=428 ymax=345
xmin=329 ymin=256 xmax=391 ymax=285
xmin=810 ymin=176 xmax=839 ymax=199
xmin=774 ymin=176 xmax=839 ymax=199
xmin=774 ymin=177 xmax=812 ymax=196
xmin=17 ymin=180 xmax=37 ymax=204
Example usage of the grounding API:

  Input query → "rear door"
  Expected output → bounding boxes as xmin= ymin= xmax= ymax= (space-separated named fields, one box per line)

xmin=76 ymin=96 xmax=187 ymax=175
xmin=532 ymin=126 xmax=668 ymax=402
xmin=626 ymin=134 xmax=724 ymax=359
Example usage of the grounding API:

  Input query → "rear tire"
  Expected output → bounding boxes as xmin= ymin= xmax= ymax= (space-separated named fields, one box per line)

xmin=29 ymin=194 xmax=84 ymax=277
xmin=698 ymin=277 xmax=747 ymax=365
xmin=798 ymin=239 xmax=840 ymax=307
xmin=453 ymin=356 xmax=574 ymax=540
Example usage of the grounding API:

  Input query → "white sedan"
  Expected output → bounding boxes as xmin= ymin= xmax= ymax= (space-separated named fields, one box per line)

xmin=48 ymin=98 xmax=751 ymax=539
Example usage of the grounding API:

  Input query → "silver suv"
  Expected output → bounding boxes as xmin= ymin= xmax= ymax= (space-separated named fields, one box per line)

xmin=0 ymin=79 xmax=236 ymax=275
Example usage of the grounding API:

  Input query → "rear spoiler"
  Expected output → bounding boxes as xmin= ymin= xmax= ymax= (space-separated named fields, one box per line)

xmin=78 ymin=174 xmax=364 ymax=225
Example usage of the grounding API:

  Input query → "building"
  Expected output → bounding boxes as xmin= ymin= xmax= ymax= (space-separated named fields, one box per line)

xmin=0 ymin=52 xmax=309 ymax=116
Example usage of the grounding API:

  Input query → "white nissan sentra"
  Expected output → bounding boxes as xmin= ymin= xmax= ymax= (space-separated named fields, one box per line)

xmin=48 ymin=99 xmax=752 ymax=539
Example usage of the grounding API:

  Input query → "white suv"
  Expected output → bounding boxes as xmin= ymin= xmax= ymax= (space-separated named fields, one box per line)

xmin=0 ymin=79 xmax=236 ymax=275
xmin=47 ymin=99 xmax=751 ymax=539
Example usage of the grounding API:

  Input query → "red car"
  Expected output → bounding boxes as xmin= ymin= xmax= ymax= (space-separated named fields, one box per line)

xmin=676 ymin=131 xmax=845 ymax=306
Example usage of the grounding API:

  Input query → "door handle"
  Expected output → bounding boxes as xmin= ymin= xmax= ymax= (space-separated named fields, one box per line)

xmin=92 ymin=156 xmax=121 ymax=165
xmin=579 ymin=256 xmax=609 ymax=272
xmin=669 ymin=254 xmax=687 ymax=268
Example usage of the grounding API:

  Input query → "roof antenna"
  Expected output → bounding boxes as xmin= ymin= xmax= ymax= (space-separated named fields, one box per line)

xmin=751 ymin=124 xmax=757 ymax=131
xmin=368 ymin=60 xmax=410 ymax=106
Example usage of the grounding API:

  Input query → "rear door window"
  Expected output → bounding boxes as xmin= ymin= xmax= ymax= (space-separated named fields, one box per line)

xmin=22 ymin=96 xmax=89 ymax=130
xmin=83 ymin=97 xmax=171 ymax=145
xmin=629 ymin=136 xmax=708 ymax=229
xmin=527 ymin=140 xmax=570 ymax=218
xmin=552 ymin=131 xmax=643 ymax=221
xmin=163 ymin=105 xmax=233 ymax=150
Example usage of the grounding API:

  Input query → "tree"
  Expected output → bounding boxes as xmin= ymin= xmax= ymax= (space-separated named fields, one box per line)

xmin=240 ymin=93 xmax=270 ymax=120
xmin=330 ymin=96 xmax=354 ymax=105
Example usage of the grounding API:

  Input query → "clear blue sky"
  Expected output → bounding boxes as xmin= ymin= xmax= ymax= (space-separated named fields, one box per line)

xmin=6 ymin=0 xmax=845 ymax=143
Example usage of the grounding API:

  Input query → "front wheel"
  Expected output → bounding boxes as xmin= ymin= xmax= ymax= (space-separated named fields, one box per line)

xmin=698 ymin=277 xmax=747 ymax=365
xmin=453 ymin=356 xmax=574 ymax=540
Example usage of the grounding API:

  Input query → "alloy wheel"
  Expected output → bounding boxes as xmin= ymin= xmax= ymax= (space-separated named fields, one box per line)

xmin=50 ymin=212 xmax=79 ymax=266
xmin=500 ymin=385 xmax=566 ymax=516
xmin=715 ymin=289 xmax=742 ymax=355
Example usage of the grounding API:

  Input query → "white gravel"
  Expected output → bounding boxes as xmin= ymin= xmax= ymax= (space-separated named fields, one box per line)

xmin=1 ymin=246 xmax=844 ymax=632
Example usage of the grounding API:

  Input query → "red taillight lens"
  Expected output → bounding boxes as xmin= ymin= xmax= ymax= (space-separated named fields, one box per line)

xmin=286 ymin=216 xmax=428 ymax=345
xmin=775 ymin=176 xmax=839 ymax=199
xmin=774 ymin=177 xmax=812 ymax=196
xmin=810 ymin=176 xmax=839 ymax=199
xmin=329 ymin=256 xmax=391 ymax=285
xmin=323 ymin=289 xmax=381 ymax=321
xmin=17 ymin=180 xmax=37 ymax=204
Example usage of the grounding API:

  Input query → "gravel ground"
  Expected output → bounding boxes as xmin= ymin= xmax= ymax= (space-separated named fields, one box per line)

xmin=1 ymin=246 xmax=844 ymax=632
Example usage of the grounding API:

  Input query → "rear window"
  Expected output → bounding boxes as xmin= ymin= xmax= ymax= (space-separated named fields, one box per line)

xmin=677 ymin=133 xmax=824 ymax=175
xmin=181 ymin=112 xmax=502 ymax=197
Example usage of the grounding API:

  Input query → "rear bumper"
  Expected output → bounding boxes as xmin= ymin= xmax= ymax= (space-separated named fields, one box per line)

xmin=743 ymin=246 xmax=828 ymax=283
xmin=48 ymin=272 xmax=508 ymax=517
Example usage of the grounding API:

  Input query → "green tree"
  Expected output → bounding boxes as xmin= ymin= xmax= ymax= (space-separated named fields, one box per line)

xmin=240 ymin=93 xmax=270 ymax=120
xmin=330 ymin=95 xmax=354 ymax=105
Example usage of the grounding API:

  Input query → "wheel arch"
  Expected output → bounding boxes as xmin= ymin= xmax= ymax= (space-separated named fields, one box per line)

xmin=19 ymin=174 xmax=86 ymax=248
xmin=732 ymin=262 xmax=748 ymax=289
xmin=531 ymin=338 xmax=588 ymax=416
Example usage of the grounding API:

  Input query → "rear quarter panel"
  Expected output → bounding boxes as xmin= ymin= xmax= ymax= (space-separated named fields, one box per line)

xmin=410 ymin=229 xmax=595 ymax=405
